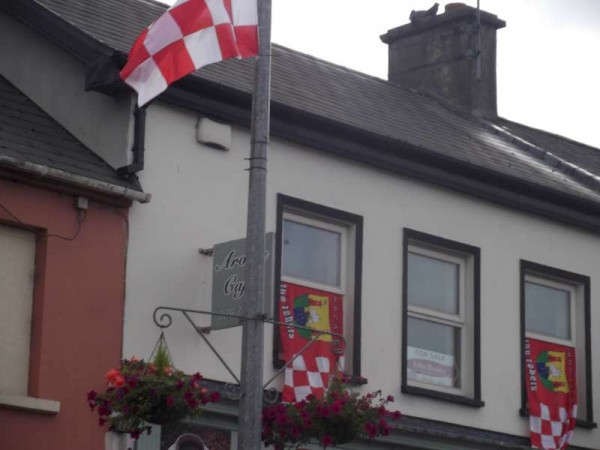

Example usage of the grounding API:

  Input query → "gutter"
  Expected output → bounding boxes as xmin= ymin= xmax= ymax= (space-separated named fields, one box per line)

xmin=0 ymin=156 xmax=151 ymax=203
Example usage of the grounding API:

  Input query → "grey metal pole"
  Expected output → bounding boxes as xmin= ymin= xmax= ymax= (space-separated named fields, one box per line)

xmin=238 ymin=0 xmax=272 ymax=448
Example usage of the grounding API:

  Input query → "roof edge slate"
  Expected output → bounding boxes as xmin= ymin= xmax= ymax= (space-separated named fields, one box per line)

xmin=0 ymin=155 xmax=151 ymax=203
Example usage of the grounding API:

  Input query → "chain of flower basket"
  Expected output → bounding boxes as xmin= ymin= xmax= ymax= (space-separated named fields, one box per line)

xmin=152 ymin=306 xmax=347 ymax=403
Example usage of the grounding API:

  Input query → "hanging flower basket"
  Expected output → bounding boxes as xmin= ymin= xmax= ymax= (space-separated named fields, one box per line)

xmin=261 ymin=375 xmax=401 ymax=449
xmin=87 ymin=338 xmax=220 ymax=440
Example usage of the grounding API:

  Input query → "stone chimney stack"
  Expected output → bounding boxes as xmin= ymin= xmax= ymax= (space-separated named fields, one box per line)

xmin=380 ymin=3 xmax=505 ymax=118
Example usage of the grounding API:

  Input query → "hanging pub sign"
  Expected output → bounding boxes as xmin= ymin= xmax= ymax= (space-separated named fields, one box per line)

xmin=525 ymin=337 xmax=577 ymax=450
xmin=210 ymin=233 xmax=274 ymax=330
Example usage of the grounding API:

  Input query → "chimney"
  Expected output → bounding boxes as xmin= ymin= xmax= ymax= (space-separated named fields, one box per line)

xmin=380 ymin=3 xmax=506 ymax=118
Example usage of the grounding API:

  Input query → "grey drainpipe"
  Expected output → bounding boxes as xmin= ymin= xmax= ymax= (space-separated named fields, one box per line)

xmin=118 ymin=105 xmax=146 ymax=177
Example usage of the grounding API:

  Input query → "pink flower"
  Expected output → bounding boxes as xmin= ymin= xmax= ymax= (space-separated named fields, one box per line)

xmin=364 ymin=421 xmax=377 ymax=438
xmin=166 ymin=396 xmax=175 ymax=407
xmin=386 ymin=394 xmax=394 ymax=402
xmin=392 ymin=410 xmax=402 ymax=420
xmin=331 ymin=400 xmax=343 ymax=414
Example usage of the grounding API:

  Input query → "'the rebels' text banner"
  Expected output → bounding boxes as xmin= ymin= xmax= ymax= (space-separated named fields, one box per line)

xmin=279 ymin=282 xmax=343 ymax=402
xmin=525 ymin=338 xmax=577 ymax=450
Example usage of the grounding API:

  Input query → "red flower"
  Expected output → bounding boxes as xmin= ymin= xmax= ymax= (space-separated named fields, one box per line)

xmin=166 ymin=396 xmax=175 ymax=407
xmin=105 ymin=369 xmax=125 ymax=388
xmin=210 ymin=391 xmax=221 ymax=403
xmin=392 ymin=410 xmax=402 ymax=420
xmin=321 ymin=435 xmax=333 ymax=447
xmin=386 ymin=394 xmax=394 ymax=402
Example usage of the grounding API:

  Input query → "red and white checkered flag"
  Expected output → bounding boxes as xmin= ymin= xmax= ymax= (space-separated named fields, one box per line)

xmin=120 ymin=0 xmax=258 ymax=106
xmin=278 ymin=283 xmax=345 ymax=402
xmin=525 ymin=338 xmax=577 ymax=450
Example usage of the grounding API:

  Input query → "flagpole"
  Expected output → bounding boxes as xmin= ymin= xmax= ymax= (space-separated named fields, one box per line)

xmin=238 ymin=0 xmax=272 ymax=448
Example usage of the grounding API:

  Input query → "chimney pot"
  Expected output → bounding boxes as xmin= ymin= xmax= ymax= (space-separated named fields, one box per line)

xmin=445 ymin=3 xmax=468 ymax=12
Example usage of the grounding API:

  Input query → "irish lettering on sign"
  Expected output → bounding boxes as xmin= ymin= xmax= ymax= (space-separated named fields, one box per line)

xmin=210 ymin=233 xmax=274 ymax=330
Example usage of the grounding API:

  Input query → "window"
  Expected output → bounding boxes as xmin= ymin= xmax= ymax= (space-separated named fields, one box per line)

xmin=273 ymin=195 xmax=363 ymax=379
xmin=520 ymin=261 xmax=594 ymax=426
xmin=402 ymin=229 xmax=482 ymax=406
xmin=0 ymin=224 xmax=36 ymax=396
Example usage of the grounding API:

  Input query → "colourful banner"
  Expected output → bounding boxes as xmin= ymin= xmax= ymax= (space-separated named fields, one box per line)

xmin=525 ymin=338 xmax=577 ymax=449
xmin=279 ymin=282 xmax=344 ymax=402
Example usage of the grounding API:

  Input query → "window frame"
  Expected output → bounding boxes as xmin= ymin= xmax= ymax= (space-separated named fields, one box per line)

xmin=273 ymin=194 xmax=364 ymax=381
xmin=402 ymin=228 xmax=483 ymax=407
xmin=520 ymin=260 xmax=596 ymax=428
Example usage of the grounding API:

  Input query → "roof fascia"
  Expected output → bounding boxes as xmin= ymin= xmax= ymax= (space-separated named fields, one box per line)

xmin=161 ymin=81 xmax=600 ymax=233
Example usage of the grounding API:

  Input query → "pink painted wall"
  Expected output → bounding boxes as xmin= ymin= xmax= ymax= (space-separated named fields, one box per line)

xmin=0 ymin=177 xmax=129 ymax=450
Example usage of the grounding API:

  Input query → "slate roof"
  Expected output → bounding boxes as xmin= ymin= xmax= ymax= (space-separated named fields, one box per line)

xmin=23 ymin=0 xmax=600 ymax=206
xmin=0 ymin=75 xmax=141 ymax=191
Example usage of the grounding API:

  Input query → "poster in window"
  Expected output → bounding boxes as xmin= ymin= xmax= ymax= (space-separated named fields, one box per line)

xmin=278 ymin=282 xmax=344 ymax=402
xmin=407 ymin=346 xmax=456 ymax=387
xmin=525 ymin=338 xmax=577 ymax=450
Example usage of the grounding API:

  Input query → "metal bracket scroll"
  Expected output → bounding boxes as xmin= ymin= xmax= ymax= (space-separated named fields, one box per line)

xmin=152 ymin=306 xmax=347 ymax=403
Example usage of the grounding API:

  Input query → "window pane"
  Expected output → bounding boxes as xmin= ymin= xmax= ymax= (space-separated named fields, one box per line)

xmin=408 ymin=252 xmax=459 ymax=314
xmin=525 ymin=281 xmax=571 ymax=340
xmin=282 ymin=219 xmax=341 ymax=287
xmin=407 ymin=317 xmax=460 ymax=388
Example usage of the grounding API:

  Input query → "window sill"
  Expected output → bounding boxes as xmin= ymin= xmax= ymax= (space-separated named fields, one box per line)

xmin=0 ymin=394 xmax=60 ymax=415
xmin=401 ymin=385 xmax=484 ymax=407
xmin=519 ymin=408 xmax=597 ymax=429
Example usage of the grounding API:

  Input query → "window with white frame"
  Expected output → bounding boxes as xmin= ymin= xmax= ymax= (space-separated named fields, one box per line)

xmin=402 ymin=229 xmax=482 ymax=405
xmin=274 ymin=195 xmax=363 ymax=380
xmin=0 ymin=224 xmax=36 ymax=396
xmin=521 ymin=261 xmax=594 ymax=425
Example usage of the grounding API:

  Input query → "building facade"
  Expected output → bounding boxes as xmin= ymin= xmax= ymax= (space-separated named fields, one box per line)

xmin=1 ymin=1 xmax=599 ymax=449
xmin=0 ymin=73 xmax=146 ymax=448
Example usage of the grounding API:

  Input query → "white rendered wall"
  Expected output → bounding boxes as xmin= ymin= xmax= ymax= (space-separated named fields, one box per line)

xmin=0 ymin=13 xmax=133 ymax=169
xmin=124 ymin=104 xmax=600 ymax=446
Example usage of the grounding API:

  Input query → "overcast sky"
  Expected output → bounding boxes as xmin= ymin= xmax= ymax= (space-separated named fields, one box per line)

xmin=164 ymin=0 xmax=600 ymax=149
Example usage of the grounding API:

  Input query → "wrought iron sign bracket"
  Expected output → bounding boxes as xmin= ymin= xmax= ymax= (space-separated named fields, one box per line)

xmin=153 ymin=306 xmax=347 ymax=403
